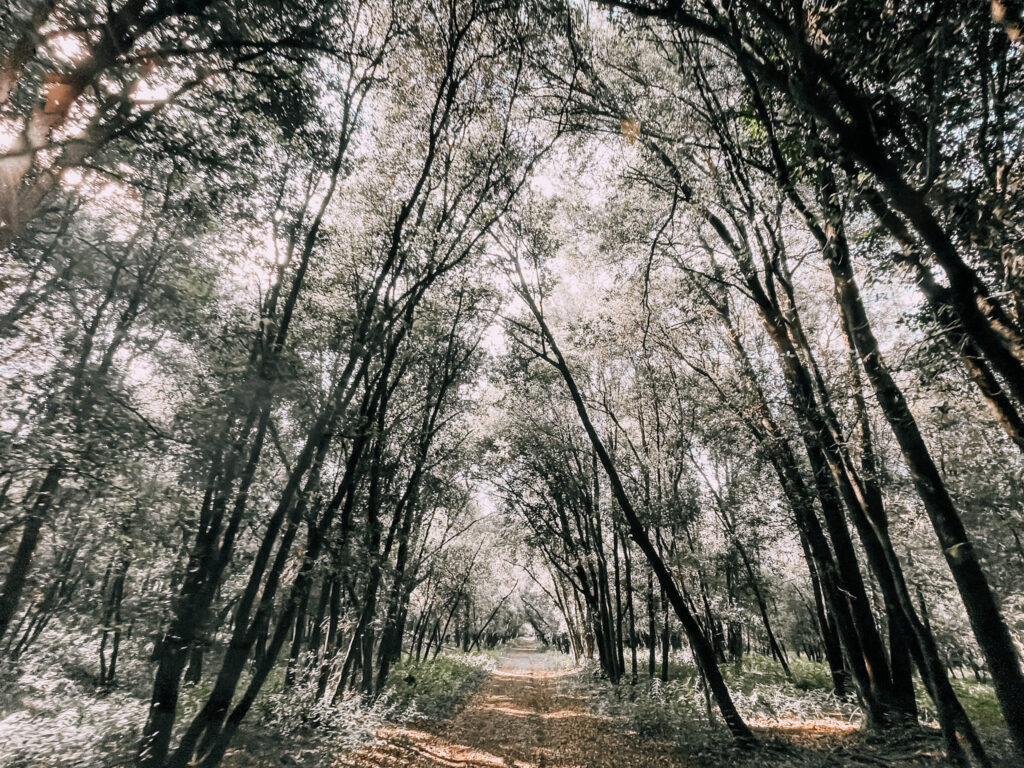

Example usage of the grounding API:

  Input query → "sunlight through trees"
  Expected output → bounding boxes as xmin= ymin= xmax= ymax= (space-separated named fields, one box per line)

xmin=1 ymin=0 xmax=1022 ymax=766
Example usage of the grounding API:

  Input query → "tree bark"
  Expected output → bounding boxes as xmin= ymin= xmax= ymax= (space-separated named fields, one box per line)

xmin=513 ymin=257 xmax=754 ymax=744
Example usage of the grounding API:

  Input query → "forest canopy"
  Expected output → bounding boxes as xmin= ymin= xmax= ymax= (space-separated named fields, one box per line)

xmin=1 ymin=0 xmax=1022 ymax=767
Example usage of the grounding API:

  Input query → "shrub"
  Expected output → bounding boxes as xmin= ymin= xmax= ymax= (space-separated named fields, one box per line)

xmin=383 ymin=650 xmax=497 ymax=721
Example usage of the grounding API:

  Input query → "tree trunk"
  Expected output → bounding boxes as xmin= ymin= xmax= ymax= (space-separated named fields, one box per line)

xmin=0 ymin=463 xmax=62 ymax=645
xmin=514 ymin=258 xmax=755 ymax=744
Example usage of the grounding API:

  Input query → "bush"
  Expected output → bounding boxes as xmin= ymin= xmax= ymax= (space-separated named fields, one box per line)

xmin=383 ymin=649 xmax=497 ymax=721
xmin=231 ymin=649 xmax=498 ymax=765
xmin=244 ymin=682 xmax=391 ymax=764
xmin=0 ymin=668 xmax=144 ymax=768
xmin=0 ymin=623 xmax=150 ymax=768
xmin=560 ymin=651 xmax=862 ymax=751
xmin=0 ymin=636 xmax=498 ymax=768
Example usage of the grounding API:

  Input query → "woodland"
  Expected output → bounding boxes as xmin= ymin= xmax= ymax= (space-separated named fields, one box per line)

xmin=0 ymin=0 xmax=1023 ymax=766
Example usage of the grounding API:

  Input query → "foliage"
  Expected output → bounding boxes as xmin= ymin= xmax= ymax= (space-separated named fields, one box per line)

xmin=383 ymin=650 xmax=498 ymax=721
xmin=569 ymin=653 xmax=860 ymax=749
xmin=2 ymin=0 xmax=1024 ymax=766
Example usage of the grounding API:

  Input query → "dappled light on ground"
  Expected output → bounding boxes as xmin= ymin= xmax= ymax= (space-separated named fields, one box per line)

xmin=335 ymin=643 xmax=694 ymax=768
xmin=359 ymin=727 xmax=536 ymax=768
xmin=332 ymin=643 xmax=990 ymax=768
xmin=491 ymin=668 xmax=576 ymax=680
xmin=747 ymin=716 xmax=859 ymax=732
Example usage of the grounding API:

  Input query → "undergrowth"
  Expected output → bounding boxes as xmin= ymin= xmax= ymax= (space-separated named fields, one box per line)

xmin=230 ymin=649 xmax=498 ymax=766
xmin=383 ymin=649 xmax=497 ymax=720
xmin=562 ymin=651 xmax=1015 ymax=764
xmin=565 ymin=652 xmax=860 ymax=749
xmin=0 ymin=624 xmax=498 ymax=768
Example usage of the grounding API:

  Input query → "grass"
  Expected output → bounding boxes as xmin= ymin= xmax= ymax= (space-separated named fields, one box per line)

xmin=2 ymin=635 xmax=1012 ymax=768
xmin=596 ymin=652 xmax=1006 ymax=729
xmin=228 ymin=648 xmax=499 ymax=766
xmin=379 ymin=648 xmax=499 ymax=720
xmin=574 ymin=652 xmax=857 ymax=741
xmin=916 ymin=675 xmax=1005 ymax=733
xmin=0 ymin=622 xmax=502 ymax=768
xmin=560 ymin=650 xmax=1019 ymax=766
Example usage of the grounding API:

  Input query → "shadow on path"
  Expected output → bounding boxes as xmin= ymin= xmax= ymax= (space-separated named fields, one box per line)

xmin=334 ymin=642 xmax=693 ymax=768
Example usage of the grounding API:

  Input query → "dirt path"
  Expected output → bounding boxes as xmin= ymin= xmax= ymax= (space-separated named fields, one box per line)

xmin=335 ymin=642 xmax=691 ymax=768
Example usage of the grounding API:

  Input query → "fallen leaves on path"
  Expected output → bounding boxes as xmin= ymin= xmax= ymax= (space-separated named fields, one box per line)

xmin=331 ymin=644 xmax=1012 ymax=768
xmin=335 ymin=644 xmax=690 ymax=768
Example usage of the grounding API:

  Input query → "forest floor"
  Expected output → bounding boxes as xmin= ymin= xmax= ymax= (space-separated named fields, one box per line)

xmin=326 ymin=642 xmax=988 ymax=768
